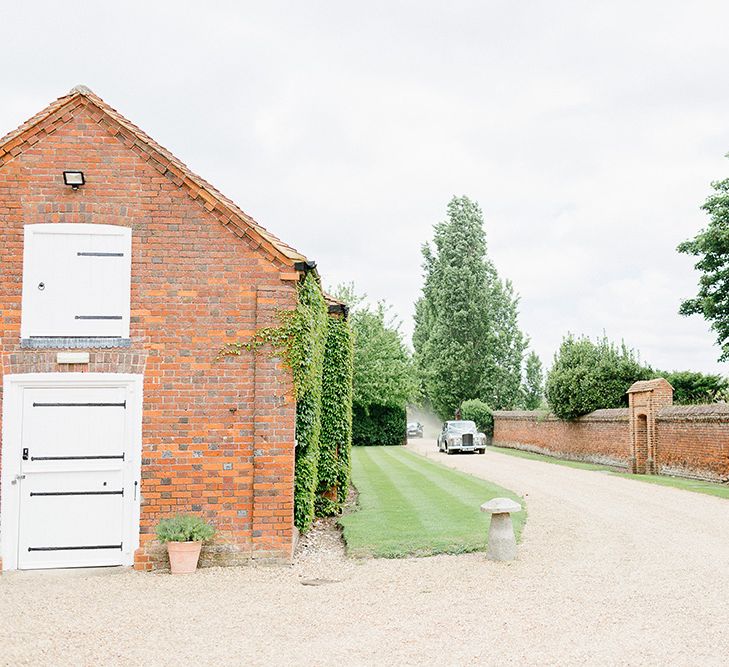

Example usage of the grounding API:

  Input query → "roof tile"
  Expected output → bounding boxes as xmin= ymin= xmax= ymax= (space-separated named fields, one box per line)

xmin=0 ymin=86 xmax=307 ymax=267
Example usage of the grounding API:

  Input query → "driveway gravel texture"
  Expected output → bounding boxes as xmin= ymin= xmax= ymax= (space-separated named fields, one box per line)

xmin=2 ymin=439 xmax=728 ymax=666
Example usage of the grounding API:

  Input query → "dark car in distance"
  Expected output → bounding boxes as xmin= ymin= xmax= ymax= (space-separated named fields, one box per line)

xmin=437 ymin=420 xmax=487 ymax=454
xmin=407 ymin=421 xmax=424 ymax=438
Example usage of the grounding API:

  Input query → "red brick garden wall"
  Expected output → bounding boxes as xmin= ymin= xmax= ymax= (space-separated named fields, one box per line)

xmin=493 ymin=405 xmax=729 ymax=482
xmin=654 ymin=405 xmax=729 ymax=481
xmin=492 ymin=409 xmax=631 ymax=468
xmin=0 ymin=97 xmax=298 ymax=568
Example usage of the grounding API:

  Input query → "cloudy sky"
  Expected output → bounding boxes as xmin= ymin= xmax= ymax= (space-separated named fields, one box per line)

xmin=3 ymin=1 xmax=729 ymax=374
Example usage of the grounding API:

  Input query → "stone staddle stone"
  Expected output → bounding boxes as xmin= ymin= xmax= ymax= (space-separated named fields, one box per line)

xmin=480 ymin=498 xmax=522 ymax=561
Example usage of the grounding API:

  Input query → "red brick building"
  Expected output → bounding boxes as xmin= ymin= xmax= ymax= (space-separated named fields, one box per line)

xmin=0 ymin=86 xmax=311 ymax=571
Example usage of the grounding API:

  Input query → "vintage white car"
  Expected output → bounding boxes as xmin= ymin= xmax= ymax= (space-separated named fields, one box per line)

xmin=437 ymin=420 xmax=487 ymax=454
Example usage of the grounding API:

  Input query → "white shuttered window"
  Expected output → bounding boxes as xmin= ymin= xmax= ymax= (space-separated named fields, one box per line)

xmin=21 ymin=224 xmax=132 ymax=339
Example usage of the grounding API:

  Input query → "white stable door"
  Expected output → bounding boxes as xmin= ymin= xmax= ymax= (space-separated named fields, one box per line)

xmin=3 ymin=377 xmax=142 ymax=570
xmin=21 ymin=224 xmax=132 ymax=339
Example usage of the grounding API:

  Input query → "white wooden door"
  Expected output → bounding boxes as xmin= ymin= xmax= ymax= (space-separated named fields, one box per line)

xmin=9 ymin=381 xmax=140 ymax=569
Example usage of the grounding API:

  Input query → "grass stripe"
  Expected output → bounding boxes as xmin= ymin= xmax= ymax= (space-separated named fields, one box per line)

xmin=353 ymin=447 xmax=427 ymax=533
xmin=379 ymin=448 xmax=515 ymax=520
xmin=367 ymin=447 xmax=484 ymax=537
xmin=340 ymin=446 xmax=526 ymax=558
xmin=386 ymin=447 xmax=519 ymax=499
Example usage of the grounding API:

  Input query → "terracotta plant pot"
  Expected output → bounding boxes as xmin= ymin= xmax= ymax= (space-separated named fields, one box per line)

xmin=167 ymin=541 xmax=202 ymax=574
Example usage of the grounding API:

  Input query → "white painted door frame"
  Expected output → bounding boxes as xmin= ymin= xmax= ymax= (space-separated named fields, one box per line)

xmin=1 ymin=373 xmax=143 ymax=570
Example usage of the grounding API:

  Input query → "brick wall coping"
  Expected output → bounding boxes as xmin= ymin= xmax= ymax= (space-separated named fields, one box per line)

xmin=626 ymin=378 xmax=673 ymax=393
xmin=493 ymin=408 xmax=629 ymax=422
xmin=495 ymin=404 xmax=729 ymax=423
xmin=658 ymin=403 xmax=729 ymax=421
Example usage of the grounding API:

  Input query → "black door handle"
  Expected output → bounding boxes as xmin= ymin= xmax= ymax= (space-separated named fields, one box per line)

xmin=22 ymin=448 xmax=29 ymax=461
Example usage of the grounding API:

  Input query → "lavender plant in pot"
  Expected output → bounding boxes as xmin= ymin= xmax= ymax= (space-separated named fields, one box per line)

xmin=155 ymin=515 xmax=215 ymax=574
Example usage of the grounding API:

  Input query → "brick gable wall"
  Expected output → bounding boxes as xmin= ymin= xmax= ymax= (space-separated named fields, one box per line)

xmin=0 ymin=108 xmax=298 ymax=568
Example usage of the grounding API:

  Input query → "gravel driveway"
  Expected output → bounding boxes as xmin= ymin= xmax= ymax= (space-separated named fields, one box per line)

xmin=2 ymin=440 xmax=728 ymax=666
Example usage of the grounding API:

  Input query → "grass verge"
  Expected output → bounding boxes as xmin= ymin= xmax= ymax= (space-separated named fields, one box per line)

xmin=490 ymin=445 xmax=729 ymax=500
xmin=340 ymin=446 xmax=526 ymax=558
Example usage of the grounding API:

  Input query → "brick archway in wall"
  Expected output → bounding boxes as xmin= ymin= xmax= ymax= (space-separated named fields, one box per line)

xmin=627 ymin=379 xmax=673 ymax=474
xmin=634 ymin=414 xmax=649 ymax=473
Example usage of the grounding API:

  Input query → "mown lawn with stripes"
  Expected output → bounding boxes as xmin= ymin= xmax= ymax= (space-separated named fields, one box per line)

xmin=340 ymin=446 xmax=526 ymax=558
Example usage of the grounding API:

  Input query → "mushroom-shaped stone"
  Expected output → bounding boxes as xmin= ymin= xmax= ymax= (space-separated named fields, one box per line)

xmin=480 ymin=497 xmax=522 ymax=561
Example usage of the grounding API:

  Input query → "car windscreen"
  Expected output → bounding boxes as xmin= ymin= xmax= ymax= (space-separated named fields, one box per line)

xmin=448 ymin=421 xmax=477 ymax=433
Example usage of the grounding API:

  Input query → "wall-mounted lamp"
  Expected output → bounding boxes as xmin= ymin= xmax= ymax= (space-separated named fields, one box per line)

xmin=63 ymin=170 xmax=85 ymax=190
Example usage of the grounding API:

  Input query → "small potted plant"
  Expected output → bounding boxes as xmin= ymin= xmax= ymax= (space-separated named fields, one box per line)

xmin=155 ymin=514 xmax=215 ymax=574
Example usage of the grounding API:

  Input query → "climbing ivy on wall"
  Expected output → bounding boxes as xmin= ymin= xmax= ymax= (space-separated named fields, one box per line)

xmin=287 ymin=274 xmax=328 ymax=532
xmin=219 ymin=272 xmax=353 ymax=532
xmin=315 ymin=315 xmax=354 ymax=516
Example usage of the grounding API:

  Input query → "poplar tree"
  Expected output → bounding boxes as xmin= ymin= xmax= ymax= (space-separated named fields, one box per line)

xmin=522 ymin=351 xmax=544 ymax=409
xmin=413 ymin=196 xmax=527 ymax=418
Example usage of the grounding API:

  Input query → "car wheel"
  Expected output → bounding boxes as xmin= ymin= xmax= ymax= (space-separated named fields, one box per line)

xmin=446 ymin=445 xmax=453 ymax=455
xmin=478 ymin=449 xmax=485 ymax=455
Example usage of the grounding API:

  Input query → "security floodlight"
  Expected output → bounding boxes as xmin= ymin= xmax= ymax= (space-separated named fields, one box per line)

xmin=294 ymin=260 xmax=317 ymax=272
xmin=63 ymin=170 xmax=85 ymax=189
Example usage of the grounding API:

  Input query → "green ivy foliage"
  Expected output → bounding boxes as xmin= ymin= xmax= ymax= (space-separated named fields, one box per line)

xmin=290 ymin=274 xmax=328 ymax=532
xmin=459 ymin=399 xmax=494 ymax=436
xmin=219 ymin=273 xmax=356 ymax=531
xmin=315 ymin=315 xmax=354 ymax=516
xmin=352 ymin=403 xmax=406 ymax=447
xmin=218 ymin=273 xmax=330 ymax=532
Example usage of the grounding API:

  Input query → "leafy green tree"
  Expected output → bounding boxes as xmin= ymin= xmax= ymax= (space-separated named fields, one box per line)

xmin=349 ymin=304 xmax=417 ymax=409
xmin=333 ymin=286 xmax=417 ymax=446
xmin=678 ymin=175 xmax=729 ymax=360
xmin=545 ymin=334 xmax=651 ymax=420
xmin=522 ymin=351 xmax=544 ymax=409
xmin=413 ymin=196 xmax=527 ymax=418
xmin=658 ymin=370 xmax=729 ymax=405
xmin=333 ymin=285 xmax=417 ymax=422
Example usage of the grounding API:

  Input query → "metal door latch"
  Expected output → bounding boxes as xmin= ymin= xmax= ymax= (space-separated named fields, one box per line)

xmin=11 ymin=474 xmax=26 ymax=485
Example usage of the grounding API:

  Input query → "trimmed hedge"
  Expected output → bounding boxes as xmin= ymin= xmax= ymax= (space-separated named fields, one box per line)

xmin=315 ymin=315 xmax=354 ymax=516
xmin=352 ymin=403 xmax=406 ymax=447
xmin=460 ymin=399 xmax=494 ymax=436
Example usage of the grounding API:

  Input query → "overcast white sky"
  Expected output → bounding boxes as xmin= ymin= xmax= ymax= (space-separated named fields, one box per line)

xmin=3 ymin=1 xmax=729 ymax=374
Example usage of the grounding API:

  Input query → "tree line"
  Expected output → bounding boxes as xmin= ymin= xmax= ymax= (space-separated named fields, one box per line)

xmin=338 ymin=181 xmax=729 ymax=438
